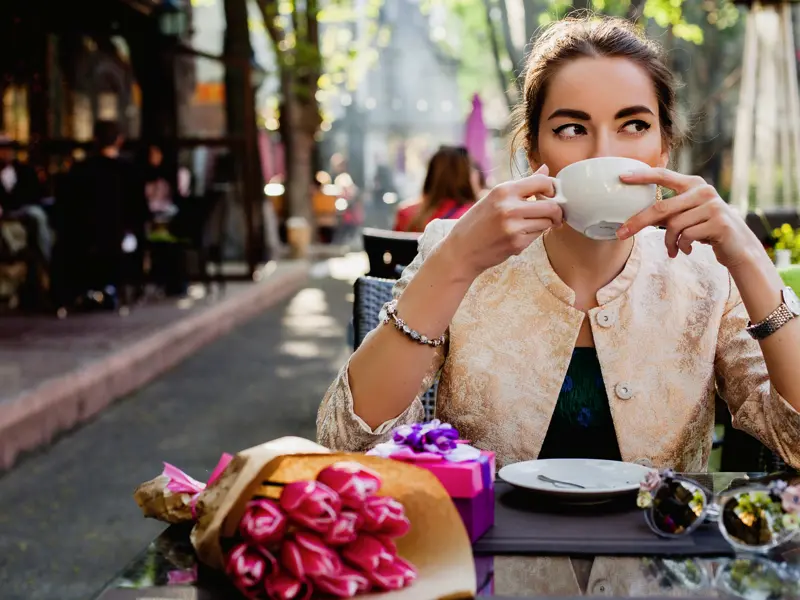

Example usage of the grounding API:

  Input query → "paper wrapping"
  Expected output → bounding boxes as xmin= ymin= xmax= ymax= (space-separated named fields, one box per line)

xmin=134 ymin=437 xmax=476 ymax=600
xmin=134 ymin=474 xmax=196 ymax=524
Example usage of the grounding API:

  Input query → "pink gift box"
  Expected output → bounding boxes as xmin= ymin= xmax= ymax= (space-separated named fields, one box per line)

xmin=418 ymin=451 xmax=496 ymax=498
xmin=413 ymin=451 xmax=495 ymax=542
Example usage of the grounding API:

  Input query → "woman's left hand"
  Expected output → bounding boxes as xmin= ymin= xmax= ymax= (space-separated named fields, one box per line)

xmin=616 ymin=167 xmax=761 ymax=269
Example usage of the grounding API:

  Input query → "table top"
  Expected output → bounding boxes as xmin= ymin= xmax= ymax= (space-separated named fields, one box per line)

xmin=95 ymin=472 xmax=800 ymax=600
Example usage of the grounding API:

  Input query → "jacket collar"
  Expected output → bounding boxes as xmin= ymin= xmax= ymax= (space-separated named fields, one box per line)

xmin=526 ymin=232 xmax=643 ymax=307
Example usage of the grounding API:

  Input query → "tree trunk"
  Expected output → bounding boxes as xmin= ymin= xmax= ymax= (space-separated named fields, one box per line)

xmin=626 ymin=0 xmax=647 ymax=22
xmin=224 ymin=0 xmax=265 ymax=265
xmin=482 ymin=0 xmax=516 ymax=112
xmin=522 ymin=0 xmax=540 ymax=44
xmin=284 ymin=95 xmax=314 ymax=222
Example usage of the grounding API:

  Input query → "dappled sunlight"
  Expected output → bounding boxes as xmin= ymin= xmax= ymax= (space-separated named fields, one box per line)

xmin=325 ymin=252 xmax=369 ymax=282
xmin=285 ymin=288 xmax=328 ymax=316
xmin=282 ymin=314 xmax=342 ymax=337
xmin=279 ymin=340 xmax=324 ymax=358
xmin=282 ymin=287 xmax=345 ymax=338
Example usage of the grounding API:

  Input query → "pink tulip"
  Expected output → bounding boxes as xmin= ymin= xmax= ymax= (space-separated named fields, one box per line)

xmin=360 ymin=495 xmax=411 ymax=537
xmin=341 ymin=534 xmax=396 ymax=572
xmin=280 ymin=480 xmax=341 ymax=533
xmin=264 ymin=572 xmax=312 ymax=600
xmin=316 ymin=462 xmax=382 ymax=509
xmin=369 ymin=556 xmax=418 ymax=591
xmin=324 ymin=510 xmax=362 ymax=546
xmin=280 ymin=532 xmax=342 ymax=580
xmin=239 ymin=498 xmax=288 ymax=545
xmin=225 ymin=543 xmax=278 ymax=599
xmin=313 ymin=565 xmax=372 ymax=598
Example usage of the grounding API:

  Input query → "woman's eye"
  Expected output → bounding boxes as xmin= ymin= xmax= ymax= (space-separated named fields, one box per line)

xmin=621 ymin=120 xmax=651 ymax=135
xmin=553 ymin=124 xmax=587 ymax=139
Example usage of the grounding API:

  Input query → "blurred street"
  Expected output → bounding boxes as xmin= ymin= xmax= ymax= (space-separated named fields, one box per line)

xmin=0 ymin=259 xmax=361 ymax=600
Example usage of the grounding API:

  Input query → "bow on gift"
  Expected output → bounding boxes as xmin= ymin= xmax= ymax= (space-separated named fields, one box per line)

xmin=367 ymin=420 xmax=481 ymax=463
xmin=163 ymin=453 xmax=234 ymax=519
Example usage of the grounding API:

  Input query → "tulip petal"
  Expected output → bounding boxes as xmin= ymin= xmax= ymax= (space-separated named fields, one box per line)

xmin=314 ymin=566 xmax=371 ymax=598
xmin=225 ymin=543 xmax=278 ymax=599
xmin=264 ymin=572 xmax=313 ymax=600
xmin=280 ymin=481 xmax=341 ymax=533
xmin=341 ymin=534 xmax=396 ymax=572
xmin=324 ymin=510 xmax=362 ymax=546
xmin=239 ymin=498 xmax=288 ymax=545
xmin=280 ymin=539 xmax=305 ymax=580
xmin=292 ymin=532 xmax=343 ymax=579
xmin=317 ymin=462 xmax=383 ymax=510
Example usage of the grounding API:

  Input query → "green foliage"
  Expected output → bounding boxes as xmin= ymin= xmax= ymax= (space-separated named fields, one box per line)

xmin=441 ymin=0 xmax=742 ymax=108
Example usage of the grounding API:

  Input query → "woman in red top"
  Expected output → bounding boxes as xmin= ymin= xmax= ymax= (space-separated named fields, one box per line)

xmin=393 ymin=146 xmax=477 ymax=232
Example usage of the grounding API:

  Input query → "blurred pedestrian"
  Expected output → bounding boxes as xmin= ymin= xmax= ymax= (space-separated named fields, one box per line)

xmin=393 ymin=146 xmax=476 ymax=233
xmin=0 ymin=135 xmax=51 ymax=263
xmin=56 ymin=120 xmax=147 ymax=309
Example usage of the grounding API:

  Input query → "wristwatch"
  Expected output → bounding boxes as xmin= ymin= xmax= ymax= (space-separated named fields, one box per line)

xmin=746 ymin=286 xmax=800 ymax=340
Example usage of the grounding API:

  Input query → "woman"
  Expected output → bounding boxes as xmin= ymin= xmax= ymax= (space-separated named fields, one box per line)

xmin=318 ymin=17 xmax=800 ymax=471
xmin=393 ymin=146 xmax=476 ymax=233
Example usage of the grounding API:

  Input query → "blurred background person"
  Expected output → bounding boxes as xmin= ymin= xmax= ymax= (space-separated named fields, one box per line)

xmin=55 ymin=120 xmax=147 ymax=310
xmin=0 ymin=135 xmax=50 ymax=264
xmin=471 ymin=159 xmax=490 ymax=200
xmin=141 ymin=143 xmax=192 ymax=297
xmin=393 ymin=145 xmax=477 ymax=233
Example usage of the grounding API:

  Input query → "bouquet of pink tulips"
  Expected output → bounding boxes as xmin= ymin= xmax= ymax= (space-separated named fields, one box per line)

xmin=134 ymin=437 xmax=476 ymax=600
xmin=225 ymin=462 xmax=417 ymax=599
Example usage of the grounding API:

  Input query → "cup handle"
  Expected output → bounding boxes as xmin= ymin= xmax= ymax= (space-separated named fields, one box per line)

xmin=550 ymin=178 xmax=567 ymax=204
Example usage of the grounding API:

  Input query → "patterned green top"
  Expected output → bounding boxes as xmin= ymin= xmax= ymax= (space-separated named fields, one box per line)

xmin=538 ymin=347 xmax=622 ymax=461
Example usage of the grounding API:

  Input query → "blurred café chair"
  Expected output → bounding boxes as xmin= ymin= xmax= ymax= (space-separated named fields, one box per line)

xmin=352 ymin=274 xmax=437 ymax=421
xmin=361 ymin=228 xmax=419 ymax=280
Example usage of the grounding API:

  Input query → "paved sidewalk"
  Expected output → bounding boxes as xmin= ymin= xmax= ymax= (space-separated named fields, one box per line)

xmin=0 ymin=261 xmax=310 ymax=471
xmin=0 ymin=274 xmax=356 ymax=600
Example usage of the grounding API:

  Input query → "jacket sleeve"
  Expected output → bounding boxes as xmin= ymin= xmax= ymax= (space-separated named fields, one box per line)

xmin=316 ymin=220 xmax=449 ymax=451
xmin=715 ymin=274 xmax=800 ymax=467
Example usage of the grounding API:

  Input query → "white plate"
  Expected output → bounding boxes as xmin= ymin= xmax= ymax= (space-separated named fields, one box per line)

xmin=498 ymin=458 xmax=655 ymax=501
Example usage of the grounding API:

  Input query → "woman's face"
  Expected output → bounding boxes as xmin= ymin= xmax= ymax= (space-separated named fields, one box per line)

xmin=532 ymin=56 xmax=669 ymax=176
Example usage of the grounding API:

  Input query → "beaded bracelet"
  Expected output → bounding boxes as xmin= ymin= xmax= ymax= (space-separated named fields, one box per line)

xmin=382 ymin=299 xmax=446 ymax=347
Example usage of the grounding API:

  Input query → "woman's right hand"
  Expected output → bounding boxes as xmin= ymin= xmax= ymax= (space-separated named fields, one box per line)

xmin=443 ymin=165 xmax=563 ymax=279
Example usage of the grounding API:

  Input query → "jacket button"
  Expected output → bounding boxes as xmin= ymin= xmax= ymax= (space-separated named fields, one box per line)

xmin=596 ymin=309 xmax=616 ymax=327
xmin=615 ymin=382 xmax=633 ymax=400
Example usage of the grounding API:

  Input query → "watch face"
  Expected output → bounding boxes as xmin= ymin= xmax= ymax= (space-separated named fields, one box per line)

xmin=783 ymin=287 xmax=800 ymax=316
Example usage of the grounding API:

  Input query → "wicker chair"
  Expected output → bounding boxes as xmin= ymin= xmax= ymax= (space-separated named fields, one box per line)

xmin=353 ymin=275 xmax=438 ymax=421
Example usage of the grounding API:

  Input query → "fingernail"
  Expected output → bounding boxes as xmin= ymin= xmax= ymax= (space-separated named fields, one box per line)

xmin=616 ymin=225 xmax=630 ymax=239
xmin=536 ymin=164 xmax=548 ymax=174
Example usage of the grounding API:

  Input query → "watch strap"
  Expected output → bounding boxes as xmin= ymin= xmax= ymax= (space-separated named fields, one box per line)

xmin=746 ymin=302 xmax=796 ymax=340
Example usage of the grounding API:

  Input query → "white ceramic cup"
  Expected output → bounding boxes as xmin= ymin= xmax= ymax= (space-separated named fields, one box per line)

xmin=548 ymin=156 xmax=657 ymax=240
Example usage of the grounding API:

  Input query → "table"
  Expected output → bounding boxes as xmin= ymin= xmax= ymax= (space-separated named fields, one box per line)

xmin=94 ymin=472 xmax=800 ymax=599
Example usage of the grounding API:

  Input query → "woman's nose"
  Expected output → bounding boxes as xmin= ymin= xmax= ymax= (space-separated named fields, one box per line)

xmin=590 ymin=132 xmax=613 ymax=159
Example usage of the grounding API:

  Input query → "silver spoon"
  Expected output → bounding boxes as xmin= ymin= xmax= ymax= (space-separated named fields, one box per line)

xmin=537 ymin=474 xmax=587 ymax=489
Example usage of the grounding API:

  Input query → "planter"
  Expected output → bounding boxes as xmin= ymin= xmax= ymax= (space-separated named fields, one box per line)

xmin=285 ymin=216 xmax=311 ymax=259
xmin=775 ymin=249 xmax=793 ymax=269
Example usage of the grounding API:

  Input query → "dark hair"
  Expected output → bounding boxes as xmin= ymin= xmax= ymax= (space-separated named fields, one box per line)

xmin=471 ymin=159 xmax=487 ymax=189
xmin=408 ymin=145 xmax=476 ymax=232
xmin=511 ymin=16 xmax=682 ymax=164
xmin=93 ymin=120 xmax=121 ymax=149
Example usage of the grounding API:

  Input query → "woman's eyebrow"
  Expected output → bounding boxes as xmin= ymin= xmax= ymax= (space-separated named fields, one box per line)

xmin=615 ymin=105 xmax=654 ymax=119
xmin=547 ymin=108 xmax=591 ymax=121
